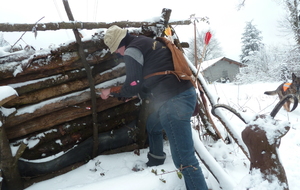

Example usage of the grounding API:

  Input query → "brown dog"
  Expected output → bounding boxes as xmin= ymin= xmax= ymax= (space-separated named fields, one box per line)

xmin=264 ymin=73 xmax=300 ymax=112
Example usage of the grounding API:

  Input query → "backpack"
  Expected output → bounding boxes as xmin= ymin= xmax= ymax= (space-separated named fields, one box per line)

xmin=144 ymin=37 xmax=196 ymax=87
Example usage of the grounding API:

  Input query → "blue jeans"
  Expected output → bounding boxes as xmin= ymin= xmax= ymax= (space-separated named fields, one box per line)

xmin=146 ymin=87 xmax=208 ymax=190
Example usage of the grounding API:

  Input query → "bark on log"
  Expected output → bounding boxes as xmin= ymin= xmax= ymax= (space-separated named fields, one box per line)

xmin=62 ymin=0 xmax=99 ymax=158
xmin=0 ymin=20 xmax=191 ymax=32
xmin=20 ymin=100 xmax=139 ymax=160
xmin=0 ymin=124 xmax=24 ymax=190
xmin=21 ymin=114 xmax=138 ymax=160
xmin=5 ymin=97 xmax=140 ymax=140
xmin=0 ymin=53 xmax=101 ymax=84
xmin=9 ymin=69 xmax=88 ymax=95
xmin=4 ymin=62 xmax=125 ymax=108
xmin=0 ymin=36 xmax=107 ymax=63
xmin=4 ymin=56 xmax=120 ymax=97
xmin=0 ymin=94 xmax=24 ymax=190
xmin=4 ymin=68 xmax=125 ymax=129
xmin=0 ymin=94 xmax=18 ymax=107
xmin=0 ymin=36 xmax=110 ymax=82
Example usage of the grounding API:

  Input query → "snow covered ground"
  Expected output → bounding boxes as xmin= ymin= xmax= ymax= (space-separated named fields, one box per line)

xmin=20 ymin=81 xmax=300 ymax=190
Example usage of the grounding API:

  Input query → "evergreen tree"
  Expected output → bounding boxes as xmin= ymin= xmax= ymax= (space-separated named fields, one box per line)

xmin=240 ymin=21 xmax=264 ymax=63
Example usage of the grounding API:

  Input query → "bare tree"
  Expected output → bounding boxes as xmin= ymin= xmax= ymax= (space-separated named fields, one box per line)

xmin=186 ymin=30 xmax=224 ymax=64
xmin=241 ymin=0 xmax=299 ymax=46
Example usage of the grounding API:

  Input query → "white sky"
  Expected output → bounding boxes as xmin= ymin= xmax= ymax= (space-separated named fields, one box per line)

xmin=0 ymin=0 xmax=291 ymax=61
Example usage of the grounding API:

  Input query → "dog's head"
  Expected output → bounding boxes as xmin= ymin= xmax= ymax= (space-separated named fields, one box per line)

xmin=292 ymin=73 xmax=300 ymax=97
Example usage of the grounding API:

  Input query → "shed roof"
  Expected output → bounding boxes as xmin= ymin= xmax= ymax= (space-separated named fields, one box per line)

xmin=199 ymin=57 xmax=242 ymax=71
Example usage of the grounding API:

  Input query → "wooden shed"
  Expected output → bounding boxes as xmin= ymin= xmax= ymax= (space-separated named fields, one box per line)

xmin=200 ymin=57 xmax=242 ymax=83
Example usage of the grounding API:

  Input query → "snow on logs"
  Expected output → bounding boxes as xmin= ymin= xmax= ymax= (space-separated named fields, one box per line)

xmin=0 ymin=32 xmax=141 ymax=161
xmin=0 ymin=8 xmax=192 ymax=183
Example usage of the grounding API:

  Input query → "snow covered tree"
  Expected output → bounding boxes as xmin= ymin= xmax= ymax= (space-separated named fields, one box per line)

xmin=279 ymin=0 xmax=300 ymax=46
xmin=235 ymin=44 xmax=299 ymax=84
xmin=240 ymin=21 xmax=264 ymax=63
xmin=237 ymin=46 xmax=280 ymax=83
xmin=186 ymin=30 xmax=224 ymax=65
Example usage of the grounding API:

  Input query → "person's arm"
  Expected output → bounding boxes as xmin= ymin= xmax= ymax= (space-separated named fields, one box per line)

xmin=100 ymin=47 xmax=143 ymax=99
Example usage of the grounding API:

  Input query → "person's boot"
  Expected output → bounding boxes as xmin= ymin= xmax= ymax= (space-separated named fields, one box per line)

xmin=146 ymin=152 xmax=166 ymax=167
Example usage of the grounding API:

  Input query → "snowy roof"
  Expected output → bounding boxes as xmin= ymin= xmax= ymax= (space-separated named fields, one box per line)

xmin=199 ymin=57 xmax=242 ymax=71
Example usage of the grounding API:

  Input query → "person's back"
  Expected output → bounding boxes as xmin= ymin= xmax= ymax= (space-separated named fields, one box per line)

xmin=102 ymin=25 xmax=208 ymax=190
xmin=126 ymin=35 xmax=193 ymax=104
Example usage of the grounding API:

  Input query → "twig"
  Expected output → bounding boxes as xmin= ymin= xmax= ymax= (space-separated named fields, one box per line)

xmin=10 ymin=16 xmax=45 ymax=51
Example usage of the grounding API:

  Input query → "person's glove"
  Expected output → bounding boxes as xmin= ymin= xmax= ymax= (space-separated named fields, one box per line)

xmin=110 ymin=86 xmax=122 ymax=94
xmin=100 ymin=88 xmax=111 ymax=100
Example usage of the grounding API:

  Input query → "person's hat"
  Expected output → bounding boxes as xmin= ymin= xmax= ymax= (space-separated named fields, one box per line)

xmin=104 ymin=25 xmax=127 ymax=52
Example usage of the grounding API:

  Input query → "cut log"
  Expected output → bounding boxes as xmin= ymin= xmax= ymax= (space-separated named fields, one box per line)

xmin=4 ymin=64 xmax=125 ymax=108
xmin=20 ymin=99 xmax=140 ymax=160
xmin=5 ymin=56 xmax=121 ymax=97
xmin=17 ymin=122 xmax=138 ymax=178
xmin=0 ymin=36 xmax=106 ymax=64
xmin=0 ymin=20 xmax=191 ymax=32
xmin=5 ymin=67 xmax=125 ymax=127
xmin=0 ymin=37 xmax=110 ymax=83
xmin=0 ymin=94 xmax=18 ymax=107
xmin=9 ymin=69 xmax=89 ymax=95
xmin=5 ymin=97 xmax=140 ymax=140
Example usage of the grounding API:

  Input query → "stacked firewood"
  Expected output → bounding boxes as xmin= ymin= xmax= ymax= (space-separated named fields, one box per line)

xmin=0 ymin=32 xmax=141 ymax=160
xmin=0 ymin=8 xmax=199 ymax=189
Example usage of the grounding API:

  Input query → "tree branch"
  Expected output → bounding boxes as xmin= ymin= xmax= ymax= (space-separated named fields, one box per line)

xmin=62 ymin=0 xmax=99 ymax=158
xmin=10 ymin=16 xmax=45 ymax=51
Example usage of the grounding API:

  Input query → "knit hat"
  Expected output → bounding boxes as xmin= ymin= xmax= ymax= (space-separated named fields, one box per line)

xmin=104 ymin=25 xmax=127 ymax=52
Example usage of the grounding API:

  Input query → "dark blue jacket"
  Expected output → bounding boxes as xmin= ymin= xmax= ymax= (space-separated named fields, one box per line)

xmin=111 ymin=34 xmax=193 ymax=106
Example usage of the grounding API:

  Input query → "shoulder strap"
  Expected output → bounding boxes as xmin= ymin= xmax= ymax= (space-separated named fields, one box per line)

xmin=144 ymin=37 xmax=195 ymax=87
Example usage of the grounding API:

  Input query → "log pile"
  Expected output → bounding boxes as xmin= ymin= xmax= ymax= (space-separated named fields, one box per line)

xmin=1 ymin=31 xmax=142 ymax=160
xmin=0 ymin=8 xmax=196 ymax=188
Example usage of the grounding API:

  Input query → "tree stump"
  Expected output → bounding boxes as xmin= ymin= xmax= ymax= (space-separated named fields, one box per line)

xmin=242 ymin=115 xmax=290 ymax=190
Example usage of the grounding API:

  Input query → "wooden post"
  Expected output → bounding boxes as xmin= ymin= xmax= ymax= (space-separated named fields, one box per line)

xmin=157 ymin=8 xmax=172 ymax=37
xmin=193 ymin=19 xmax=198 ymax=67
xmin=62 ymin=0 xmax=99 ymax=158
xmin=0 ymin=89 xmax=24 ymax=190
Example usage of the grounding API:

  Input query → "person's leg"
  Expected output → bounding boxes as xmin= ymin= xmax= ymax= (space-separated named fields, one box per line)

xmin=159 ymin=87 xmax=208 ymax=190
xmin=146 ymin=110 xmax=166 ymax=166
